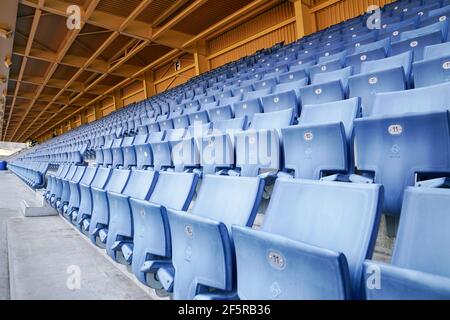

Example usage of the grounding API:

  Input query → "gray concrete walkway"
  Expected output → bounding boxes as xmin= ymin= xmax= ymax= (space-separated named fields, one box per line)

xmin=0 ymin=171 xmax=154 ymax=300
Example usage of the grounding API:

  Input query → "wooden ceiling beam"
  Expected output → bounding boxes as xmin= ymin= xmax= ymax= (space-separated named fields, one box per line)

xmin=13 ymin=0 xmax=102 ymax=141
xmin=3 ymin=4 xmax=42 ymax=140
xmin=152 ymin=0 xmax=190 ymax=27
xmin=17 ymin=0 xmax=155 ymax=141
xmin=30 ymin=49 xmax=182 ymax=139
xmin=152 ymin=0 xmax=208 ymax=39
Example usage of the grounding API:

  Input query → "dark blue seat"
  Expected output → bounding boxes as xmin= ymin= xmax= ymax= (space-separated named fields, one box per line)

xmin=232 ymin=178 xmax=382 ymax=300
xmin=364 ymin=185 xmax=450 ymax=300
xmin=164 ymin=175 xmax=264 ymax=299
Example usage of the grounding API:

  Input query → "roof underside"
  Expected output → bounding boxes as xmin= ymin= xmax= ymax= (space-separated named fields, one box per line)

xmin=1 ymin=0 xmax=289 ymax=142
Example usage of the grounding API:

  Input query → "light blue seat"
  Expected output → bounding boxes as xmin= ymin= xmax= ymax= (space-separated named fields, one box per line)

xmin=58 ymin=166 xmax=86 ymax=215
xmin=234 ymin=99 xmax=263 ymax=124
xmin=74 ymin=167 xmax=112 ymax=228
xmin=299 ymin=66 xmax=353 ymax=106
xmin=112 ymin=136 xmax=134 ymax=168
xmin=253 ymin=78 xmax=277 ymax=91
xmin=364 ymin=185 xmax=450 ymax=300
xmin=281 ymin=98 xmax=359 ymax=179
xmin=105 ymin=170 xmax=158 ymax=263
xmin=129 ymin=172 xmax=199 ymax=286
xmin=272 ymin=78 xmax=308 ymax=101
xmin=135 ymin=132 xmax=164 ymax=170
xmin=278 ymin=69 xmax=308 ymax=84
xmin=123 ymin=134 xmax=147 ymax=169
xmin=165 ymin=175 xmax=264 ymax=300
xmin=345 ymin=38 xmax=391 ymax=73
xmin=51 ymin=165 xmax=76 ymax=208
xmin=207 ymin=105 xmax=233 ymax=122
xmin=243 ymin=87 xmax=272 ymax=100
xmin=260 ymin=90 xmax=299 ymax=116
xmin=308 ymin=59 xmax=344 ymax=81
xmin=354 ymin=111 xmax=450 ymax=216
xmin=64 ymin=166 xmax=97 ymax=220
xmin=171 ymin=115 xmax=190 ymax=129
xmin=413 ymin=42 xmax=450 ymax=88
xmin=370 ymin=81 xmax=450 ymax=116
xmin=103 ymin=138 xmax=122 ymax=167
xmin=234 ymin=114 xmax=286 ymax=176
xmin=45 ymin=165 xmax=69 ymax=203
xmin=44 ymin=165 xmax=65 ymax=200
xmin=390 ymin=21 xmax=448 ymax=61
xmin=170 ymin=137 xmax=201 ymax=172
xmin=87 ymin=169 xmax=131 ymax=243
xmin=348 ymin=51 xmax=413 ymax=116
xmin=232 ymin=178 xmax=382 ymax=300
xmin=420 ymin=4 xmax=450 ymax=27
xmin=151 ymin=128 xmax=186 ymax=171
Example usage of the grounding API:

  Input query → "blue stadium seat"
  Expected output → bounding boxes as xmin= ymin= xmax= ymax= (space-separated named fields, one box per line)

xmin=260 ymin=90 xmax=299 ymax=116
xmin=234 ymin=99 xmax=263 ymax=124
xmin=57 ymin=165 xmax=86 ymax=215
xmin=390 ymin=21 xmax=448 ymax=61
xmin=354 ymin=111 xmax=450 ymax=216
xmin=44 ymin=164 xmax=70 ymax=204
xmin=370 ymin=81 xmax=450 ymax=116
xmin=105 ymin=170 xmax=158 ymax=263
xmin=232 ymin=178 xmax=382 ymax=300
xmin=348 ymin=51 xmax=413 ymax=116
xmin=345 ymin=38 xmax=391 ymax=74
xmin=112 ymin=136 xmax=134 ymax=168
xmin=64 ymin=166 xmax=97 ymax=221
xmin=413 ymin=42 xmax=450 ymax=87
xmin=207 ymin=105 xmax=233 ymax=122
xmin=135 ymin=132 xmax=164 ymax=170
xmin=51 ymin=166 xmax=76 ymax=208
xmin=74 ymin=167 xmax=112 ymax=228
xmin=164 ymin=175 xmax=264 ymax=299
xmin=151 ymin=128 xmax=185 ymax=171
xmin=281 ymin=98 xmax=359 ymax=179
xmin=299 ymin=66 xmax=353 ymax=106
xmin=129 ymin=172 xmax=199 ymax=286
xmin=87 ymin=169 xmax=131 ymax=243
xmin=364 ymin=185 xmax=450 ymax=300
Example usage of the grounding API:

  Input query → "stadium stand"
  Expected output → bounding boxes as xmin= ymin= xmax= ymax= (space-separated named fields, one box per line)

xmin=2 ymin=0 xmax=450 ymax=301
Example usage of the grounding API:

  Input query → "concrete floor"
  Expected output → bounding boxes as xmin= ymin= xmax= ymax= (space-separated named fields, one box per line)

xmin=0 ymin=171 xmax=155 ymax=300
